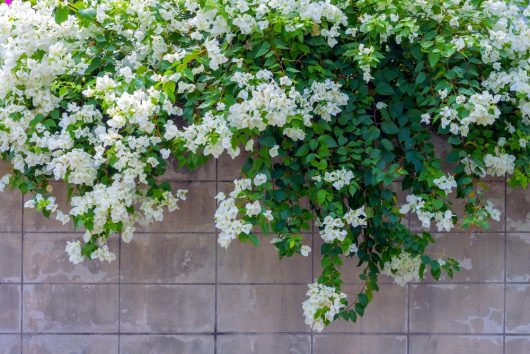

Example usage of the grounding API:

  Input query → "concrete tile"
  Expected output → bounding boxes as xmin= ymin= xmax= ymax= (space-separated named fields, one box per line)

xmin=218 ymin=152 xmax=248 ymax=181
xmin=23 ymin=233 xmax=118 ymax=283
xmin=431 ymin=133 xmax=457 ymax=174
xmin=506 ymin=285 xmax=530 ymax=334
xmin=218 ymin=235 xmax=312 ymax=284
xmin=507 ymin=233 xmax=530 ymax=282
xmin=313 ymin=335 xmax=406 ymax=354
xmin=217 ymin=335 xmax=311 ymax=354
xmin=507 ymin=187 xmax=530 ymax=232
xmin=0 ymin=161 xmax=11 ymax=176
xmin=120 ymin=335 xmax=214 ymax=354
xmin=0 ymin=285 xmax=20 ymax=333
xmin=410 ymin=182 xmax=505 ymax=232
xmin=324 ymin=284 xmax=407 ymax=333
xmin=120 ymin=285 xmax=214 ymax=333
xmin=424 ymin=233 xmax=504 ymax=282
xmin=505 ymin=336 xmax=530 ymax=354
xmin=217 ymin=285 xmax=307 ymax=332
xmin=0 ymin=189 xmax=22 ymax=233
xmin=22 ymin=335 xmax=118 ymax=354
xmin=409 ymin=335 xmax=502 ymax=354
xmin=159 ymin=157 xmax=216 ymax=181
xmin=23 ymin=182 xmax=75 ymax=233
xmin=136 ymin=182 xmax=216 ymax=233
xmin=410 ymin=284 xmax=504 ymax=333
xmin=0 ymin=234 xmax=21 ymax=282
xmin=0 ymin=335 xmax=20 ymax=354
xmin=121 ymin=234 xmax=215 ymax=284
xmin=23 ymin=284 xmax=119 ymax=333
xmin=0 ymin=162 xmax=21 ymax=232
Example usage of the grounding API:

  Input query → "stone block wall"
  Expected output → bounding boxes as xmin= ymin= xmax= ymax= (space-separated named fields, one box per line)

xmin=0 ymin=155 xmax=528 ymax=354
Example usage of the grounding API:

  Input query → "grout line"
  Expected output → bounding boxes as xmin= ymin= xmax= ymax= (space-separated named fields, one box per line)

xmin=2 ymin=331 xmax=515 ymax=336
xmin=503 ymin=176 xmax=507 ymax=354
xmin=407 ymin=203 xmax=411 ymax=354
xmin=2 ymin=281 xmax=526 ymax=286
xmin=407 ymin=284 xmax=410 ymax=354
xmin=214 ymin=158 xmax=219 ymax=354
xmin=118 ymin=232 xmax=122 ymax=353
xmin=311 ymin=225 xmax=315 ymax=354
xmin=15 ymin=230 xmax=523 ymax=235
xmin=20 ymin=192 xmax=23 ymax=354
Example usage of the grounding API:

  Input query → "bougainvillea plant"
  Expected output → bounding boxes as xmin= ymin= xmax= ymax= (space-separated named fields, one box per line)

xmin=0 ymin=0 xmax=528 ymax=331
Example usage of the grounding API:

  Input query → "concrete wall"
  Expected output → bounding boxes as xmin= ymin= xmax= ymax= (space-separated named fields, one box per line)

xmin=0 ymin=154 xmax=528 ymax=354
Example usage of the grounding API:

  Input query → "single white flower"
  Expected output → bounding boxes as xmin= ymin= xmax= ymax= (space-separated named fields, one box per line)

xmin=269 ymin=145 xmax=280 ymax=157
xmin=253 ymin=173 xmax=267 ymax=186
xmin=420 ymin=113 xmax=431 ymax=124
xmin=160 ymin=149 xmax=170 ymax=159
xmin=245 ymin=200 xmax=261 ymax=216
xmin=301 ymin=245 xmax=311 ymax=257
xmin=245 ymin=139 xmax=255 ymax=151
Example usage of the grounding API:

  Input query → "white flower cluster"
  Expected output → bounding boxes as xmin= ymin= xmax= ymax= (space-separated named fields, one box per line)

xmin=65 ymin=240 xmax=84 ymax=264
xmin=0 ymin=174 xmax=11 ymax=192
xmin=86 ymin=81 xmax=163 ymax=134
xmin=319 ymin=216 xmax=347 ymax=243
xmin=47 ymin=149 xmax=98 ymax=186
xmin=302 ymin=282 xmax=347 ymax=332
xmin=173 ymin=72 xmax=347 ymax=158
xmin=214 ymin=176 xmax=273 ymax=248
xmin=166 ymin=113 xmax=239 ymax=159
xmin=485 ymin=200 xmax=501 ymax=222
xmin=0 ymin=1 xmax=205 ymax=261
xmin=382 ymin=252 xmax=422 ymax=287
xmin=65 ymin=239 xmax=116 ymax=264
xmin=343 ymin=206 xmax=368 ymax=228
xmin=223 ymin=0 xmax=348 ymax=47
xmin=0 ymin=1 xmax=86 ymax=112
xmin=439 ymin=92 xmax=501 ymax=137
xmin=215 ymin=196 xmax=253 ymax=248
xmin=409 ymin=0 xmax=530 ymax=165
xmin=433 ymin=174 xmax=457 ymax=195
xmin=319 ymin=206 xmax=367 ymax=243
xmin=24 ymin=193 xmax=58 ymax=213
xmin=400 ymin=195 xmax=455 ymax=232
xmin=484 ymin=151 xmax=516 ymax=176
xmin=319 ymin=168 xmax=355 ymax=190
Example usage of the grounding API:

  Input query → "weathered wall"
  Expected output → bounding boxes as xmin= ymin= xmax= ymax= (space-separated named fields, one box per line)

xmin=0 ymin=154 xmax=529 ymax=354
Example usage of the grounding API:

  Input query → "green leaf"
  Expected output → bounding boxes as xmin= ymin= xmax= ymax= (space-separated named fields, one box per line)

xmin=380 ymin=138 xmax=394 ymax=150
xmin=358 ymin=293 xmax=369 ymax=306
xmin=77 ymin=8 xmax=97 ymax=21
xmin=375 ymin=82 xmax=394 ymax=95
xmin=381 ymin=121 xmax=399 ymax=135
xmin=317 ymin=189 xmax=327 ymax=204
xmin=255 ymin=42 xmax=271 ymax=58
xmin=428 ymin=52 xmax=441 ymax=67
xmin=319 ymin=135 xmax=337 ymax=148
xmin=364 ymin=126 xmax=380 ymax=142
xmin=55 ymin=6 xmax=70 ymax=24
xmin=446 ymin=149 xmax=461 ymax=163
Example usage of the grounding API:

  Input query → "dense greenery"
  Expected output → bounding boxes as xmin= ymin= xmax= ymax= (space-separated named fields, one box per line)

xmin=0 ymin=0 xmax=528 ymax=330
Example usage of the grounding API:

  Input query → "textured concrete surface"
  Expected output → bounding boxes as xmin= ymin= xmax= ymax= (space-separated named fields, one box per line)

xmin=0 ymin=155 xmax=528 ymax=353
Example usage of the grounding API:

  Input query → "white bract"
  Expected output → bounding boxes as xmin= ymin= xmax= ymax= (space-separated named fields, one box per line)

xmin=433 ymin=174 xmax=457 ymax=195
xmin=323 ymin=168 xmax=354 ymax=190
xmin=302 ymin=283 xmax=347 ymax=332
xmin=382 ymin=252 xmax=422 ymax=287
